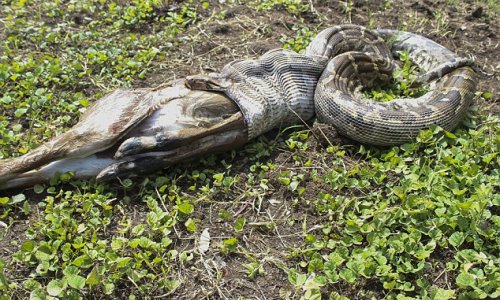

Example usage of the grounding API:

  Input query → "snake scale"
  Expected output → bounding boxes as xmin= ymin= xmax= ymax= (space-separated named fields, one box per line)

xmin=188 ymin=24 xmax=478 ymax=146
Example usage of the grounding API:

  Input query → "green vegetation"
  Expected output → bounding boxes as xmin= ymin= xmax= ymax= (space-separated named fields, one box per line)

xmin=365 ymin=51 xmax=428 ymax=102
xmin=253 ymin=0 xmax=310 ymax=15
xmin=0 ymin=0 xmax=198 ymax=159
xmin=283 ymin=119 xmax=499 ymax=299
xmin=280 ymin=25 xmax=315 ymax=54
xmin=1 ymin=0 xmax=499 ymax=299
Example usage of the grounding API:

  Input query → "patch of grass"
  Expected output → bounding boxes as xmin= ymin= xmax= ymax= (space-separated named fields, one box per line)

xmin=341 ymin=0 xmax=354 ymax=23
xmin=433 ymin=8 xmax=451 ymax=37
xmin=401 ymin=10 xmax=429 ymax=34
xmin=7 ymin=184 xmax=189 ymax=297
xmin=0 ymin=0 xmax=198 ymax=159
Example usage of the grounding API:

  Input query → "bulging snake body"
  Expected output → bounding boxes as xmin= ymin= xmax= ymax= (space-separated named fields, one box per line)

xmin=188 ymin=24 xmax=478 ymax=146
xmin=0 ymin=24 xmax=480 ymax=189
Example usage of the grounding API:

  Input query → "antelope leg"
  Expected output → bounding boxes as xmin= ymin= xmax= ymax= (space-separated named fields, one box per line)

xmin=115 ymin=89 xmax=242 ymax=158
xmin=0 ymin=88 xmax=155 ymax=181
xmin=0 ymin=155 xmax=115 ymax=190
xmin=0 ymin=85 xmax=247 ymax=190
xmin=116 ymin=112 xmax=244 ymax=158
xmin=96 ymin=114 xmax=247 ymax=181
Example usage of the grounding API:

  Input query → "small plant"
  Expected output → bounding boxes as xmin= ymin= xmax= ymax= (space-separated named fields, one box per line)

xmin=364 ymin=51 xmax=428 ymax=102
xmin=433 ymin=9 xmax=451 ymax=37
xmin=287 ymin=269 xmax=326 ymax=300
xmin=381 ymin=0 xmax=393 ymax=10
xmin=401 ymin=10 xmax=429 ymax=34
xmin=253 ymin=0 xmax=310 ymax=15
xmin=220 ymin=237 xmax=238 ymax=254
xmin=243 ymin=257 xmax=265 ymax=279
xmin=341 ymin=0 xmax=354 ymax=23
xmin=280 ymin=26 xmax=315 ymax=53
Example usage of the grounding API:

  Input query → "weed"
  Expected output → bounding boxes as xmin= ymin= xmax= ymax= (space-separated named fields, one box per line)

xmin=433 ymin=9 xmax=451 ymax=37
xmin=401 ymin=10 xmax=429 ymax=33
xmin=253 ymin=0 xmax=310 ymax=15
xmin=364 ymin=50 xmax=428 ymax=102
xmin=280 ymin=25 xmax=315 ymax=53
xmin=341 ymin=0 xmax=354 ymax=23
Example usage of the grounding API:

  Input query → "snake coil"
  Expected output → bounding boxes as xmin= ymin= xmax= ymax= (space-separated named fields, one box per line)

xmin=188 ymin=24 xmax=478 ymax=146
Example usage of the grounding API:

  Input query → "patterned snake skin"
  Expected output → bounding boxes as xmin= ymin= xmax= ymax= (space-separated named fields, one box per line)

xmin=188 ymin=24 xmax=478 ymax=145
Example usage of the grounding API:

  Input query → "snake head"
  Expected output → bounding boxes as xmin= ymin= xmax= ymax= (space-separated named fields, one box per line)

xmin=185 ymin=73 xmax=231 ymax=92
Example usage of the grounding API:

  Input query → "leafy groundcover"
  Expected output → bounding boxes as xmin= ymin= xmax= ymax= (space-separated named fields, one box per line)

xmin=0 ymin=0 xmax=499 ymax=299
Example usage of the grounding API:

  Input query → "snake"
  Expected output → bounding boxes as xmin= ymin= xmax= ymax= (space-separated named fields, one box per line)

xmin=187 ymin=24 xmax=478 ymax=146
xmin=0 ymin=24 xmax=480 ymax=189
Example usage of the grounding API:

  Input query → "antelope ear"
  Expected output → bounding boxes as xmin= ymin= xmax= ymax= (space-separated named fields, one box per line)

xmin=185 ymin=73 xmax=231 ymax=92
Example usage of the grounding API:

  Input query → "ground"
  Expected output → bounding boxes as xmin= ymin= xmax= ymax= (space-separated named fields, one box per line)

xmin=0 ymin=0 xmax=498 ymax=299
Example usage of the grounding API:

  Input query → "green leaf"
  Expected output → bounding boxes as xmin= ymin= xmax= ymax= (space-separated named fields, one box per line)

xmin=339 ymin=268 xmax=356 ymax=283
xmin=116 ymin=257 xmax=132 ymax=268
xmin=324 ymin=261 xmax=339 ymax=282
xmin=444 ymin=131 xmax=457 ymax=139
xmin=234 ymin=217 xmax=246 ymax=232
xmin=33 ymin=184 xmax=45 ymax=194
xmin=178 ymin=202 xmax=194 ymax=215
xmin=393 ymin=186 xmax=406 ymax=200
xmin=383 ymin=280 xmax=396 ymax=290
xmin=243 ymin=262 xmax=263 ymax=279
xmin=452 ymin=188 xmax=467 ymax=196
xmin=0 ymin=197 xmax=8 ymax=205
xmin=481 ymin=92 xmax=493 ymax=99
xmin=221 ymin=237 xmax=238 ymax=253
xmin=0 ymin=258 xmax=7 ymax=290
xmin=456 ymin=249 xmax=482 ymax=263
xmin=35 ymin=245 xmax=52 ymax=261
xmin=104 ymin=282 xmax=115 ymax=294
xmin=46 ymin=279 xmax=66 ymax=296
xmin=21 ymin=240 xmax=36 ymax=252
xmin=213 ymin=173 xmax=224 ymax=182
xmin=63 ymin=266 xmax=79 ymax=276
xmin=72 ymin=255 xmax=92 ymax=268
xmin=288 ymin=269 xmax=307 ymax=286
xmin=431 ymin=288 xmax=455 ymax=300
xmin=86 ymin=266 xmax=101 ymax=286
xmin=456 ymin=273 xmax=475 ymax=287
xmin=448 ymin=232 xmax=465 ymax=248
xmin=121 ymin=178 xmax=133 ymax=188
xmin=185 ymin=218 xmax=197 ymax=233
xmin=131 ymin=224 xmax=145 ymax=236
xmin=10 ymin=193 xmax=26 ymax=204
xmin=67 ymin=274 xmax=86 ymax=289
xmin=482 ymin=152 xmax=497 ymax=164
xmin=14 ymin=108 xmax=28 ymax=117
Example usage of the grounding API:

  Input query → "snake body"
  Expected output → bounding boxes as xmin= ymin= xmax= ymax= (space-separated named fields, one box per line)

xmin=189 ymin=24 xmax=478 ymax=145
xmin=0 ymin=24 xmax=480 ymax=189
